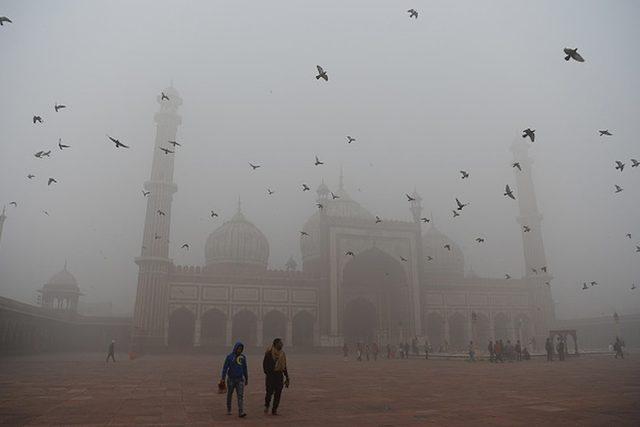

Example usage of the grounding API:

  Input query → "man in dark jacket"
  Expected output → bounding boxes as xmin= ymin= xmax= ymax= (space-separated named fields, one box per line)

xmin=106 ymin=340 xmax=116 ymax=362
xmin=263 ymin=338 xmax=289 ymax=415
xmin=221 ymin=342 xmax=248 ymax=418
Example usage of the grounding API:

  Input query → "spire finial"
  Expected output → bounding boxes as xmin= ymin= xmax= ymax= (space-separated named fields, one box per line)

xmin=237 ymin=196 xmax=242 ymax=213
xmin=339 ymin=165 xmax=344 ymax=191
xmin=64 ymin=259 xmax=68 ymax=271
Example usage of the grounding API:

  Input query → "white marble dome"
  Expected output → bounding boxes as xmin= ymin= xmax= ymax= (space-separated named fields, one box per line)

xmin=205 ymin=207 xmax=269 ymax=271
xmin=44 ymin=263 xmax=80 ymax=291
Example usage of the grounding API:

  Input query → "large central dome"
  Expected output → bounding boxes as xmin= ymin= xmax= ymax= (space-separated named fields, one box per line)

xmin=205 ymin=204 xmax=269 ymax=273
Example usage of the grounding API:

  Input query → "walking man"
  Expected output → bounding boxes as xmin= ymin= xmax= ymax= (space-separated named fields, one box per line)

xmin=545 ymin=337 xmax=553 ymax=362
xmin=221 ymin=342 xmax=248 ymax=418
xmin=487 ymin=340 xmax=495 ymax=363
xmin=106 ymin=340 xmax=116 ymax=362
xmin=263 ymin=338 xmax=290 ymax=416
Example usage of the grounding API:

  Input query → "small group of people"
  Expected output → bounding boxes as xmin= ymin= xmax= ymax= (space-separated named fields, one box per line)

xmin=487 ymin=339 xmax=530 ymax=362
xmin=545 ymin=336 xmax=566 ymax=361
xmin=344 ymin=342 xmax=380 ymax=361
xmin=220 ymin=338 xmax=290 ymax=418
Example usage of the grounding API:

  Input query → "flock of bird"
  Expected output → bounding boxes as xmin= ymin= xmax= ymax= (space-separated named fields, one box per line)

xmin=1 ymin=9 xmax=637 ymax=293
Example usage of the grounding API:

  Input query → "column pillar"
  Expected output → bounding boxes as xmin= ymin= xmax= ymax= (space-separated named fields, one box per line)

xmin=225 ymin=319 xmax=232 ymax=346
xmin=194 ymin=318 xmax=201 ymax=347
xmin=257 ymin=320 xmax=263 ymax=347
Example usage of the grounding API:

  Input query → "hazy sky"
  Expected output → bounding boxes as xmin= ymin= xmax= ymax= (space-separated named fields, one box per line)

xmin=0 ymin=0 xmax=638 ymax=318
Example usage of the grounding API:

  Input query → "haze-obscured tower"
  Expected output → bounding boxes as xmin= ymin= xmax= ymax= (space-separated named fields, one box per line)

xmin=511 ymin=138 xmax=555 ymax=348
xmin=0 ymin=206 xmax=6 ymax=247
xmin=132 ymin=86 xmax=182 ymax=350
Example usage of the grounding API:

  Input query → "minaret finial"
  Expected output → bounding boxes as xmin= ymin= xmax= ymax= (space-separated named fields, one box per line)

xmin=339 ymin=165 xmax=344 ymax=191
xmin=64 ymin=259 xmax=68 ymax=270
xmin=237 ymin=196 xmax=242 ymax=213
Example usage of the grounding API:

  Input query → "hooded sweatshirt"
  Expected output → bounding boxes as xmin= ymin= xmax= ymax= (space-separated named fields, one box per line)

xmin=221 ymin=342 xmax=248 ymax=381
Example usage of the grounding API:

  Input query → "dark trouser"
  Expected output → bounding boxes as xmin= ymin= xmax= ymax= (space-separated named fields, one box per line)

xmin=265 ymin=373 xmax=284 ymax=413
xmin=106 ymin=352 xmax=115 ymax=362
xmin=227 ymin=377 xmax=244 ymax=415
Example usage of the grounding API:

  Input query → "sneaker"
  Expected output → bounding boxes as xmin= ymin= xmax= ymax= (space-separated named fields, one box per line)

xmin=239 ymin=413 xmax=247 ymax=418
xmin=272 ymin=410 xmax=278 ymax=416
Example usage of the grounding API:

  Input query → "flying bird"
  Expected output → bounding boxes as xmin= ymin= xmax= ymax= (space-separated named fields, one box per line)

xmin=58 ymin=139 xmax=70 ymax=150
xmin=157 ymin=210 xmax=165 ymax=216
xmin=9 ymin=201 xmax=17 ymax=207
xmin=460 ymin=170 xmax=469 ymax=179
xmin=210 ymin=210 xmax=218 ymax=218
xmin=614 ymin=185 xmax=623 ymax=194
xmin=523 ymin=225 xmax=531 ymax=233
xmin=375 ymin=216 xmax=382 ymax=224
xmin=168 ymin=140 xmax=181 ymax=147
xmin=267 ymin=188 xmax=275 ymax=195
xmin=249 ymin=162 xmax=260 ymax=170
xmin=400 ymin=256 xmax=408 ymax=262
xmin=41 ymin=150 xmax=51 ymax=157
xmin=47 ymin=178 xmax=57 ymax=186
xmin=512 ymin=162 xmax=522 ymax=171
xmin=541 ymin=266 xmax=547 ymax=273
xmin=455 ymin=198 xmax=468 ymax=211
xmin=33 ymin=115 xmax=43 ymax=124
xmin=302 ymin=183 xmax=310 ymax=192
xmin=43 ymin=210 xmax=49 ymax=216
xmin=181 ymin=243 xmax=189 ymax=250
xmin=452 ymin=210 xmax=460 ymax=218
xmin=545 ymin=281 xmax=551 ymax=287
xmin=27 ymin=174 xmax=35 ymax=179
xmin=626 ymin=233 xmax=632 ymax=239
xmin=590 ymin=281 xmax=598 ymax=287
xmin=504 ymin=185 xmax=516 ymax=200
xmin=107 ymin=135 xmax=129 ymax=148
xmin=505 ymin=274 xmax=511 ymax=279
xmin=427 ymin=256 xmax=433 ymax=261
xmin=54 ymin=103 xmax=66 ymax=112
xmin=582 ymin=282 xmax=589 ymax=290
xmin=154 ymin=234 xmax=161 ymax=240
xmin=331 ymin=192 xmax=340 ymax=200
xmin=161 ymin=92 xmax=170 ymax=101
xmin=599 ymin=129 xmax=612 ymax=136
xmin=300 ymin=231 xmax=309 ymax=237
xmin=346 ymin=136 xmax=356 ymax=144
xmin=316 ymin=203 xmax=324 ymax=210
xmin=0 ymin=16 xmax=12 ymax=25
xmin=314 ymin=155 xmax=324 ymax=166
xmin=444 ymin=244 xmax=451 ymax=251
xmin=631 ymin=159 xmax=639 ymax=168
xmin=315 ymin=65 xmax=328 ymax=81
xmin=406 ymin=194 xmax=416 ymax=202
xmin=532 ymin=268 xmax=538 ymax=274
xmin=563 ymin=48 xmax=585 ymax=62
xmin=345 ymin=251 xmax=355 ymax=257
xmin=407 ymin=9 xmax=418 ymax=18
xmin=636 ymin=245 xmax=640 ymax=253
xmin=475 ymin=237 xmax=485 ymax=243
xmin=160 ymin=147 xmax=174 ymax=155
xmin=142 ymin=190 xmax=150 ymax=197
xmin=522 ymin=128 xmax=535 ymax=142
xmin=34 ymin=151 xmax=44 ymax=158
xmin=615 ymin=161 xmax=625 ymax=172
xmin=420 ymin=217 xmax=430 ymax=223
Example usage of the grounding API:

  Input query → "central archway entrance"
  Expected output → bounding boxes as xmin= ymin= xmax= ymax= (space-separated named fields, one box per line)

xmin=341 ymin=247 xmax=411 ymax=345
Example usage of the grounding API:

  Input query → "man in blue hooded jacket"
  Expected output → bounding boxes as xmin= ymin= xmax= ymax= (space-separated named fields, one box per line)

xmin=221 ymin=342 xmax=248 ymax=417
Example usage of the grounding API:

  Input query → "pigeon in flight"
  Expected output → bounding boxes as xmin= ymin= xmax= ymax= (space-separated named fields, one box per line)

xmin=33 ymin=115 xmax=43 ymax=124
xmin=504 ymin=185 xmax=516 ymax=200
xmin=452 ymin=210 xmax=460 ymax=218
xmin=315 ymin=65 xmax=328 ymax=81
xmin=626 ymin=233 xmax=632 ymax=239
xmin=9 ymin=201 xmax=17 ymax=207
xmin=267 ymin=188 xmax=275 ymax=195
xmin=400 ymin=256 xmax=408 ymax=262
xmin=107 ymin=135 xmax=129 ymax=148
xmin=249 ymin=162 xmax=260 ymax=170
xmin=563 ymin=48 xmax=585 ymax=62
xmin=636 ymin=245 xmax=640 ymax=253
xmin=316 ymin=203 xmax=324 ymax=210
xmin=345 ymin=251 xmax=355 ymax=257
xmin=444 ymin=244 xmax=451 ymax=251
xmin=630 ymin=159 xmax=639 ymax=167
xmin=41 ymin=150 xmax=51 ymax=158
xmin=512 ymin=162 xmax=522 ymax=171
xmin=615 ymin=161 xmax=625 ymax=172
xmin=599 ymin=130 xmax=612 ymax=136
xmin=34 ymin=151 xmax=44 ymax=158
xmin=300 ymin=231 xmax=310 ymax=237
xmin=154 ymin=234 xmax=161 ymax=240
xmin=375 ymin=216 xmax=382 ymax=224
xmin=505 ymin=274 xmax=511 ymax=279
xmin=532 ymin=268 xmax=538 ymax=274
xmin=0 ymin=16 xmax=12 ymax=25
xmin=181 ymin=244 xmax=189 ymax=250
xmin=27 ymin=174 xmax=35 ymax=179
xmin=210 ymin=210 xmax=219 ymax=218
xmin=331 ymin=192 xmax=340 ymax=200
xmin=582 ymin=282 xmax=589 ymax=290
xmin=420 ymin=217 xmax=430 ymax=223
xmin=160 ymin=147 xmax=174 ymax=155
xmin=168 ymin=140 xmax=181 ymax=147
xmin=614 ymin=185 xmax=623 ymax=193
xmin=47 ymin=178 xmax=57 ymax=186
xmin=590 ymin=281 xmax=598 ymax=287
xmin=427 ymin=256 xmax=434 ymax=261
xmin=545 ymin=281 xmax=551 ymax=287
xmin=43 ymin=210 xmax=49 ymax=216
xmin=406 ymin=194 xmax=416 ymax=202
xmin=58 ymin=139 xmax=70 ymax=150
xmin=161 ymin=92 xmax=170 ymax=101
xmin=522 ymin=128 xmax=535 ymax=142
xmin=541 ymin=266 xmax=548 ymax=273
xmin=142 ymin=190 xmax=150 ymax=197
xmin=455 ymin=198 xmax=468 ymax=211
xmin=54 ymin=103 xmax=66 ymax=112
xmin=314 ymin=155 xmax=324 ymax=166
xmin=346 ymin=136 xmax=356 ymax=144
xmin=460 ymin=170 xmax=469 ymax=179
xmin=302 ymin=183 xmax=310 ymax=192
xmin=475 ymin=237 xmax=485 ymax=243
xmin=407 ymin=9 xmax=418 ymax=18
xmin=523 ymin=225 xmax=531 ymax=233
xmin=157 ymin=210 xmax=166 ymax=216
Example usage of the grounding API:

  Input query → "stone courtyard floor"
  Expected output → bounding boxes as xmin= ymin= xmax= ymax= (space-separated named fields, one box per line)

xmin=0 ymin=352 xmax=638 ymax=426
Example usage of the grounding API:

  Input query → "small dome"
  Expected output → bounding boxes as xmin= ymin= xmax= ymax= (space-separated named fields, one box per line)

xmin=422 ymin=225 xmax=464 ymax=279
xmin=205 ymin=206 xmax=269 ymax=272
xmin=44 ymin=263 xmax=80 ymax=291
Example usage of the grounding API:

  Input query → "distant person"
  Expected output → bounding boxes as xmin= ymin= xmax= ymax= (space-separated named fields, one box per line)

xmin=386 ymin=343 xmax=393 ymax=359
xmin=404 ymin=342 xmax=411 ymax=359
xmin=545 ymin=337 xmax=553 ymax=362
xmin=468 ymin=341 xmax=476 ymax=362
xmin=356 ymin=342 xmax=363 ymax=361
xmin=515 ymin=340 xmax=522 ymax=361
xmin=495 ymin=340 xmax=504 ymax=363
xmin=263 ymin=338 xmax=290 ymax=416
xmin=371 ymin=342 xmax=379 ymax=361
xmin=424 ymin=342 xmax=429 ymax=360
xmin=488 ymin=340 xmax=495 ymax=363
xmin=613 ymin=337 xmax=624 ymax=359
xmin=106 ymin=340 xmax=116 ymax=362
xmin=221 ymin=342 xmax=248 ymax=418
xmin=365 ymin=343 xmax=370 ymax=361
xmin=556 ymin=338 xmax=565 ymax=361
xmin=342 ymin=343 xmax=349 ymax=360
xmin=522 ymin=346 xmax=531 ymax=360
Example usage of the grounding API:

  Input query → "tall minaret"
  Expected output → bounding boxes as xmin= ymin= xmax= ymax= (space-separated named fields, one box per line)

xmin=0 ymin=206 xmax=6 ymax=247
xmin=511 ymin=138 xmax=555 ymax=347
xmin=132 ymin=86 xmax=182 ymax=351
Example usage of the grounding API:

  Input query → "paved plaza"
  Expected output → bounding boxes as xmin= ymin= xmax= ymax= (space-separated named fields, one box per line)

xmin=0 ymin=352 xmax=638 ymax=426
